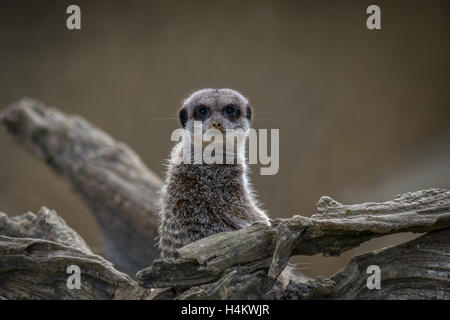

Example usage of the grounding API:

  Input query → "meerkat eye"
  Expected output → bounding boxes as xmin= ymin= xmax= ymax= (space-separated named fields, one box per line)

xmin=223 ymin=104 xmax=240 ymax=120
xmin=193 ymin=105 xmax=211 ymax=121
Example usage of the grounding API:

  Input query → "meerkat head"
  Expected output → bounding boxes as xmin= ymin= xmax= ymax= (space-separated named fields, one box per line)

xmin=178 ymin=88 xmax=253 ymax=134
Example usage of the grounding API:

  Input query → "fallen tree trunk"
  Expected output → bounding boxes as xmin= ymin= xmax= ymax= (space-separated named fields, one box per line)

xmin=0 ymin=98 xmax=449 ymax=300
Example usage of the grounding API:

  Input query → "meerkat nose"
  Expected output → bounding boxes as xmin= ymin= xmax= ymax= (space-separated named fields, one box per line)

xmin=211 ymin=122 xmax=224 ymax=130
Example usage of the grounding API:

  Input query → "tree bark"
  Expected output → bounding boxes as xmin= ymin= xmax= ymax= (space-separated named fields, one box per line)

xmin=0 ymin=98 xmax=449 ymax=300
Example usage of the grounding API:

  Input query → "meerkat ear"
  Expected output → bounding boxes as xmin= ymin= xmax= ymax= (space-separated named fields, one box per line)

xmin=245 ymin=105 xmax=253 ymax=122
xmin=179 ymin=107 xmax=188 ymax=128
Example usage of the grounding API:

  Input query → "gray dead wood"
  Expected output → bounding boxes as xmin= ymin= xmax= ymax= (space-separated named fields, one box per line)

xmin=330 ymin=228 xmax=449 ymax=299
xmin=137 ymin=189 xmax=449 ymax=299
xmin=0 ymin=98 xmax=163 ymax=275
xmin=0 ymin=208 xmax=149 ymax=299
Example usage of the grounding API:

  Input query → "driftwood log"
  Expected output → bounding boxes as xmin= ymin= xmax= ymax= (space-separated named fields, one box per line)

xmin=0 ymin=98 xmax=449 ymax=300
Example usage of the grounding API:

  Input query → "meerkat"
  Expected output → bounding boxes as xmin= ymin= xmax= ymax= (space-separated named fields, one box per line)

xmin=158 ymin=88 xmax=270 ymax=259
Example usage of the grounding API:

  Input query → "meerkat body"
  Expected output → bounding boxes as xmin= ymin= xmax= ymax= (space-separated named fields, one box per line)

xmin=158 ymin=88 xmax=270 ymax=259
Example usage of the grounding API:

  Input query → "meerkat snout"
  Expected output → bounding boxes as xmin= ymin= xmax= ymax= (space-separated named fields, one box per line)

xmin=211 ymin=122 xmax=224 ymax=130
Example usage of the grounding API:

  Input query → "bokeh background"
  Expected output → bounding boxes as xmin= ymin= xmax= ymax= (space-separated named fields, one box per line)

xmin=0 ymin=0 xmax=449 ymax=278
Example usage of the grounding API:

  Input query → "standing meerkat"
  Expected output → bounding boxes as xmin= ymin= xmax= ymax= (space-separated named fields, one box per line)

xmin=158 ymin=88 xmax=270 ymax=259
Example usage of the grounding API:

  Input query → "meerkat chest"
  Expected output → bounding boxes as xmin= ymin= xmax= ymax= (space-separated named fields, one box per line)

xmin=168 ymin=164 xmax=245 ymax=200
xmin=164 ymin=164 xmax=252 ymax=226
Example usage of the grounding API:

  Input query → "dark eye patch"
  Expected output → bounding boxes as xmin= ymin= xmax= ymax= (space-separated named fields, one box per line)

xmin=246 ymin=106 xmax=252 ymax=121
xmin=223 ymin=104 xmax=240 ymax=121
xmin=179 ymin=108 xmax=188 ymax=128
xmin=193 ymin=105 xmax=211 ymax=121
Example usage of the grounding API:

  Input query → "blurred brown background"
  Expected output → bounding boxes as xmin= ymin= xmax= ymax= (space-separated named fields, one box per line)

xmin=0 ymin=0 xmax=449 ymax=278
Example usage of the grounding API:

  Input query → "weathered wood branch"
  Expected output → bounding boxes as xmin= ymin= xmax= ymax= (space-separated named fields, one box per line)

xmin=1 ymin=98 xmax=449 ymax=300
xmin=330 ymin=228 xmax=449 ymax=299
xmin=0 ymin=98 xmax=163 ymax=275
xmin=0 ymin=207 xmax=91 ymax=254
xmin=137 ymin=188 xmax=450 ymax=299
xmin=0 ymin=208 xmax=149 ymax=299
